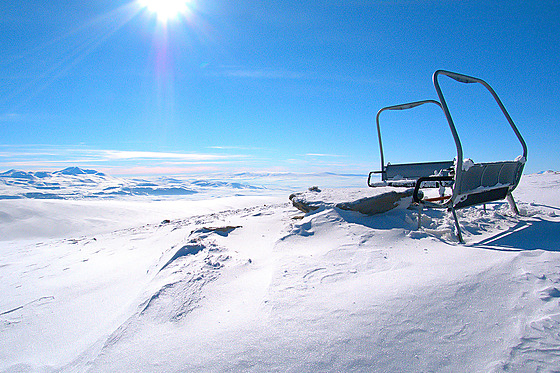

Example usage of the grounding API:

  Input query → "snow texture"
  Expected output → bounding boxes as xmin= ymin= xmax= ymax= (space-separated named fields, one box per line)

xmin=1 ymin=169 xmax=560 ymax=372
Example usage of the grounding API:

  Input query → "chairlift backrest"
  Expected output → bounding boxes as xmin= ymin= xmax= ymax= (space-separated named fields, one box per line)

xmin=369 ymin=70 xmax=528 ymax=242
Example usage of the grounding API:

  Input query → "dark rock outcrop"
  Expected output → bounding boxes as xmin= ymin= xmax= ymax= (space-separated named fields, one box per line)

xmin=290 ymin=188 xmax=415 ymax=215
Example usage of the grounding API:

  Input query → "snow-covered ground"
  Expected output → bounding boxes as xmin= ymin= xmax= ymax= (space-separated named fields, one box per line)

xmin=1 ymin=169 xmax=559 ymax=372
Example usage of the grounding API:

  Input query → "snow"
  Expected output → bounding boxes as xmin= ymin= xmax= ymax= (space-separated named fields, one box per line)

xmin=462 ymin=158 xmax=475 ymax=171
xmin=1 ymin=169 xmax=560 ymax=372
xmin=0 ymin=166 xmax=268 ymax=200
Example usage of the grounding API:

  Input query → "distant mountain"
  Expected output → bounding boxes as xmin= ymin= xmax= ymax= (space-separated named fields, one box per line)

xmin=52 ymin=167 xmax=106 ymax=177
xmin=34 ymin=171 xmax=51 ymax=178
xmin=1 ymin=167 xmax=106 ymax=179
xmin=0 ymin=169 xmax=36 ymax=179
xmin=190 ymin=179 xmax=265 ymax=190
xmin=0 ymin=167 xmax=262 ymax=200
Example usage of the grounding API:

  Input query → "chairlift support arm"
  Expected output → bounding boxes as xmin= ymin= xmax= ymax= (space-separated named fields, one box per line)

xmin=432 ymin=70 xmax=528 ymax=194
xmin=375 ymin=100 xmax=443 ymax=177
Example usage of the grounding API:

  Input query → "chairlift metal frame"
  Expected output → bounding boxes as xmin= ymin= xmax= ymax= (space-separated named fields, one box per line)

xmin=369 ymin=70 xmax=528 ymax=243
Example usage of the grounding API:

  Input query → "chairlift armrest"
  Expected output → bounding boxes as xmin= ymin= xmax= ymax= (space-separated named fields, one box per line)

xmin=413 ymin=175 xmax=454 ymax=203
xmin=368 ymin=170 xmax=386 ymax=187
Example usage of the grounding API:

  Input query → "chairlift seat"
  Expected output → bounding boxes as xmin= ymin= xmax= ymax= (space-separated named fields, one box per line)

xmin=369 ymin=70 xmax=528 ymax=242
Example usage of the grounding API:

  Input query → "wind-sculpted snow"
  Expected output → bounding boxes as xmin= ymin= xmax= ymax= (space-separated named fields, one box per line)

xmin=289 ymin=186 xmax=415 ymax=214
xmin=1 ymin=173 xmax=560 ymax=372
xmin=137 ymin=227 xmax=242 ymax=323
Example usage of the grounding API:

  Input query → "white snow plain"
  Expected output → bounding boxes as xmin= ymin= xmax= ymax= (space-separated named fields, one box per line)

xmin=1 ymin=169 xmax=560 ymax=372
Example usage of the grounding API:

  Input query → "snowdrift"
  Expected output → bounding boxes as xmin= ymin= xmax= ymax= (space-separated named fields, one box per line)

xmin=1 ymin=171 xmax=559 ymax=372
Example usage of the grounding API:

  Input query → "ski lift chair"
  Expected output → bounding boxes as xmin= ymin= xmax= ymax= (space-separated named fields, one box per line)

xmin=368 ymin=70 xmax=528 ymax=242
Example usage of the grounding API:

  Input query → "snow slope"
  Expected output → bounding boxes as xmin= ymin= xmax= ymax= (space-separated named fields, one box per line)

xmin=1 ymin=171 xmax=559 ymax=372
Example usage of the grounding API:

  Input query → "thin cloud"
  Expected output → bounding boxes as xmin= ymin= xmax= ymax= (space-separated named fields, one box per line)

xmin=100 ymin=165 xmax=220 ymax=176
xmin=101 ymin=150 xmax=247 ymax=161
xmin=208 ymin=145 xmax=262 ymax=151
xmin=212 ymin=66 xmax=381 ymax=86
xmin=304 ymin=153 xmax=344 ymax=157
xmin=214 ymin=66 xmax=309 ymax=80
xmin=0 ymin=113 xmax=28 ymax=122
xmin=0 ymin=144 xmax=367 ymax=176
xmin=0 ymin=146 xmax=247 ymax=161
xmin=0 ymin=145 xmax=251 ymax=173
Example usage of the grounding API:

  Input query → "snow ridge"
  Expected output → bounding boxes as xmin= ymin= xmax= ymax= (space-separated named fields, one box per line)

xmin=1 ymin=173 xmax=560 ymax=372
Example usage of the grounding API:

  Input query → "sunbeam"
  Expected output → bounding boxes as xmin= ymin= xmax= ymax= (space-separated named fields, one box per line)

xmin=138 ymin=0 xmax=194 ymax=24
xmin=2 ymin=2 xmax=144 ymax=109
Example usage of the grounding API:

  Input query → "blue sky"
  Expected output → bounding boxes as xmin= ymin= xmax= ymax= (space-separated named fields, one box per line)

xmin=0 ymin=0 xmax=558 ymax=176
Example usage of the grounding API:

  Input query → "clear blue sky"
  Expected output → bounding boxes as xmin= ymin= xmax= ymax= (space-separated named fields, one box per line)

xmin=1 ymin=0 xmax=558 ymax=175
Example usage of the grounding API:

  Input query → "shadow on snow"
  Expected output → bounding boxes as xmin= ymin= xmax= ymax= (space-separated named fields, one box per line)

xmin=473 ymin=218 xmax=560 ymax=252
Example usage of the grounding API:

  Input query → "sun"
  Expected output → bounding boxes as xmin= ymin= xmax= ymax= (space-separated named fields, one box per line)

xmin=138 ymin=0 xmax=191 ymax=23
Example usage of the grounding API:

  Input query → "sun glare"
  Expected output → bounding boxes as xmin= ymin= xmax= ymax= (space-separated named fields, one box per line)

xmin=138 ymin=0 xmax=191 ymax=23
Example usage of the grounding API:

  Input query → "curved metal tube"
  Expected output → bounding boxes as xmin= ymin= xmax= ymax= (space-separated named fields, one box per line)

xmin=432 ymin=70 xmax=528 ymax=200
xmin=375 ymin=99 xmax=443 ymax=179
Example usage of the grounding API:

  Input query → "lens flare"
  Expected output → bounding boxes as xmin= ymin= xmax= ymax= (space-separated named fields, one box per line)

xmin=138 ymin=0 xmax=191 ymax=23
